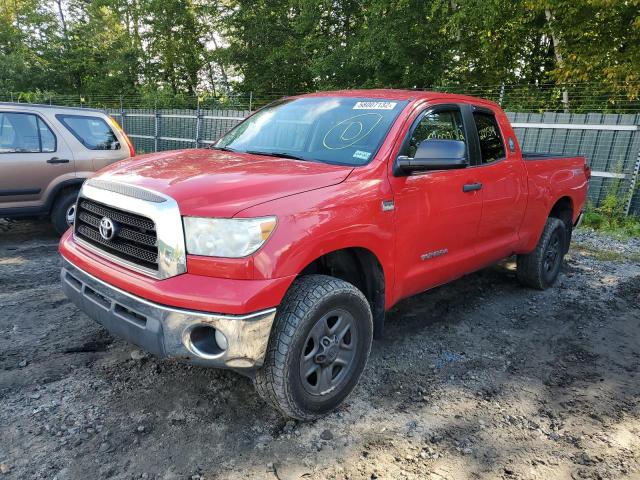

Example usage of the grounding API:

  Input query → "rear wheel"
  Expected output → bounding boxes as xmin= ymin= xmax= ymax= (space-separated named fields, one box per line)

xmin=51 ymin=189 xmax=79 ymax=235
xmin=253 ymin=275 xmax=373 ymax=420
xmin=516 ymin=217 xmax=566 ymax=289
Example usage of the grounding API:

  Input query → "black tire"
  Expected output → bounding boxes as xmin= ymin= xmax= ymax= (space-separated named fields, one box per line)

xmin=50 ymin=189 xmax=79 ymax=235
xmin=516 ymin=217 xmax=567 ymax=290
xmin=253 ymin=274 xmax=373 ymax=420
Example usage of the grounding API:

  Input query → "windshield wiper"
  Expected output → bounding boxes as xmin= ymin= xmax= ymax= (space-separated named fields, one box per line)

xmin=245 ymin=150 xmax=306 ymax=161
xmin=208 ymin=145 xmax=237 ymax=152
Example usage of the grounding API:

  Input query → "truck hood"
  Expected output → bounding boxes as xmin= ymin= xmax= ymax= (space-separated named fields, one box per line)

xmin=95 ymin=149 xmax=354 ymax=217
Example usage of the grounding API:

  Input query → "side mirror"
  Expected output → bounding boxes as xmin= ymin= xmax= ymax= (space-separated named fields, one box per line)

xmin=393 ymin=139 xmax=468 ymax=176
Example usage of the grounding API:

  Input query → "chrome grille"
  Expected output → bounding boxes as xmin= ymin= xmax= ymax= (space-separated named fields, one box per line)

xmin=75 ymin=199 xmax=159 ymax=271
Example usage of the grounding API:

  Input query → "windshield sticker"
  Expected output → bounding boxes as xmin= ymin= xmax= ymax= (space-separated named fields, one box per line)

xmin=353 ymin=101 xmax=397 ymax=110
xmin=353 ymin=150 xmax=372 ymax=161
xmin=323 ymin=113 xmax=383 ymax=150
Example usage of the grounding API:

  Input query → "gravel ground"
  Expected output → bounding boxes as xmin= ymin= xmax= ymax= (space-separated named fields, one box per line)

xmin=572 ymin=229 xmax=640 ymax=257
xmin=0 ymin=219 xmax=639 ymax=480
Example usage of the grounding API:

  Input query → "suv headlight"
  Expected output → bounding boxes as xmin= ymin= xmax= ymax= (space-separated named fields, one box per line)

xmin=183 ymin=216 xmax=277 ymax=258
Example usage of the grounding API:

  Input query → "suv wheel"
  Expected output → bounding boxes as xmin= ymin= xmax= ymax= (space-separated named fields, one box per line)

xmin=516 ymin=217 xmax=567 ymax=289
xmin=51 ymin=189 xmax=79 ymax=235
xmin=253 ymin=275 xmax=373 ymax=420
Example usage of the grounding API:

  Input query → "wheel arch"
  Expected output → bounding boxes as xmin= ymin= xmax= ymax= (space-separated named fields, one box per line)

xmin=548 ymin=196 xmax=574 ymax=252
xmin=47 ymin=178 xmax=85 ymax=213
xmin=297 ymin=247 xmax=386 ymax=338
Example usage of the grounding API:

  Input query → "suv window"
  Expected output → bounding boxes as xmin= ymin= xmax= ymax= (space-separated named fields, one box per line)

xmin=57 ymin=114 xmax=120 ymax=150
xmin=0 ymin=112 xmax=56 ymax=154
xmin=405 ymin=109 xmax=465 ymax=158
xmin=473 ymin=111 xmax=505 ymax=163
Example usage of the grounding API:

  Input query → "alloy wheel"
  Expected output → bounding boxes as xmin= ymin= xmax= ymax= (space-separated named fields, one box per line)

xmin=299 ymin=309 xmax=358 ymax=396
xmin=66 ymin=204 xmax=76 ymax=226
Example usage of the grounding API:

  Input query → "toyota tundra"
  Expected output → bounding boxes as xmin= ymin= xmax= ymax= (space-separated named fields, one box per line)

xmin=59 ymin=90 xmax=589 ymax=419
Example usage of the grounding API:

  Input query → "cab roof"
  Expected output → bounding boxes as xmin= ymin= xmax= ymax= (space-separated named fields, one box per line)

xmin=297 ymin=89 xmax=499 ymax=107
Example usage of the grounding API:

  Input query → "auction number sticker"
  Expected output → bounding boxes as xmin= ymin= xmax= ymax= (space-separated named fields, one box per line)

xmin=353 ymin=101 xmax=397 ymax=110
xmin=353 ymin=150 xmax=372 ymax=161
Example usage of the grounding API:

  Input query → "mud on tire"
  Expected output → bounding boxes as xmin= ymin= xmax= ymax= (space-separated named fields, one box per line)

xmin=253 ymin=274 xmax=373 ymax=420
xmin=516 ymin=217 xmax=567 ymax=290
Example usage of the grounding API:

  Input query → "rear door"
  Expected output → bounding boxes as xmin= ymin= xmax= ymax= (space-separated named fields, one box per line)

xmin=468 ymin=106 xmax=527 ymax=264
xmin=0 ymin=110 xmax=75 ymax=207
xmin=54 ymin=113 xmax=130 ymax=174
xmin=388 ymin=102 xmax=484 ymax=300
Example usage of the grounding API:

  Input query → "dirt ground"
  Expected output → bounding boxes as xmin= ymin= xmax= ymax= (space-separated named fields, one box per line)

xmin=1 ymin=219 xmax=639 ymax=480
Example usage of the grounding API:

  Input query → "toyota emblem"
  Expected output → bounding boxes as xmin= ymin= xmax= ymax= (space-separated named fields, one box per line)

xmin=99 ymin=217 xmax=117 ymax=241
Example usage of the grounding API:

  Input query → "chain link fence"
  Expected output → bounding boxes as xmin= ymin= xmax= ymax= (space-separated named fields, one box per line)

xmin=2 ymin=83 xmax=639 ymax=215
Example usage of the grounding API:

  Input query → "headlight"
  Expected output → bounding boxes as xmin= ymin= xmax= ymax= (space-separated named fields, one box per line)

xmin=183 ymin=216 xmax=277 ymax=258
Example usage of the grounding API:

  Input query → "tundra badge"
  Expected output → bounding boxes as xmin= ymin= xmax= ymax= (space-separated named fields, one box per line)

xmin=421 ymin=248 xmax=448 ymax=261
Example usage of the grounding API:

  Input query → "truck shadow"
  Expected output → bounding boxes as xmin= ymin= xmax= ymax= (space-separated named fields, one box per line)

xmin=382 ymin=259 xmax=519 ymax=340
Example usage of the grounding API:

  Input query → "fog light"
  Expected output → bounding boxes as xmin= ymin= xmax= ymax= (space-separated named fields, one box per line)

xmin=187 ymin=325 xmax=227 ymax=358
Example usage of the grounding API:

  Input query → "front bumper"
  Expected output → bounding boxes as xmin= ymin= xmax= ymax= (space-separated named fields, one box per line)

xmin=61 ymin=260 xmax=276 ymax=369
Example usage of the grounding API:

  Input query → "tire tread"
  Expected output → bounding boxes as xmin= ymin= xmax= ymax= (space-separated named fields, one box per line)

xmin=50 ymin=189 xmax=79 ymax=235
xmin=516 ymin=217 xmax=566 ymax=290
xmin=253 ymin=274 xmax=372 ymax=420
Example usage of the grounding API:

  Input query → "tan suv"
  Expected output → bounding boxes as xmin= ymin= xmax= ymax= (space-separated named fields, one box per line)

xmin=0 ymin=103 xmax=135 ymax=234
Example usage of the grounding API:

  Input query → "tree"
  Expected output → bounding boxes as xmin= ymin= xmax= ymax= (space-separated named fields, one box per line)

xmin=535 ymin=0 xmax=640 ymax=100
xmin=0 ymin=0 xmax=63 ymax=92
xmin=0 ymin=0 xmax=637 ymax=111
xmin=59 ymin=0 xmax=140 ymax=94
xmin=143 ymin=0 xmax=206 ymax=95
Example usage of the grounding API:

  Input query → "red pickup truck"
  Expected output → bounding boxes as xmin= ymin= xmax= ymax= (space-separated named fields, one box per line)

xmin=59 ymin=90 xmax=589 ymax=419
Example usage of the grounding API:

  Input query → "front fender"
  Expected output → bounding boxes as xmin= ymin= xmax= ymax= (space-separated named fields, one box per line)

xmin=239 ymin=177 xmax=396 ymax=305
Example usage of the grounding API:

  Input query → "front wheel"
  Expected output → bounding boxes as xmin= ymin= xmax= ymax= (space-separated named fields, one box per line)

xmin=50 ymin=189 xmax=79 ymax=235
xmin=516 ymin=217 xmax=567 ymax=290
xmin=253 ymin=275 xmax=373 ymax=420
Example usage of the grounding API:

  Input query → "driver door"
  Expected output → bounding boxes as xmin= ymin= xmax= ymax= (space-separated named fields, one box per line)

xmin=388 ymin=102 xmax=484 ymax=301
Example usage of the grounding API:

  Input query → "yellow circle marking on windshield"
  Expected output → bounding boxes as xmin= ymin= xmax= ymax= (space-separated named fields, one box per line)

xmin=323 ymin=113 xmax=383 ymax=150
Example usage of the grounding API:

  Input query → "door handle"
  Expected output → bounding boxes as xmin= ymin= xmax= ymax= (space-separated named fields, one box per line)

xmin=47 ymin=157 xmax=70 ymax=164
xmin=463 ymin=182 xmax=482 ymax=192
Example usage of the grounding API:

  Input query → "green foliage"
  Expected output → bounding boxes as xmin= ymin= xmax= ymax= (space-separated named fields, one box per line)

xmin=582 ymin=208 xmax=640 ymax=238
xmin=582 ymin=192 xmax=640 ymax=238
xmin=537 ymin=0 xmax=640 ymax=93
xmin=0 ymin=0 xmax=638 ymax=111
xmin=580 ymin=170 xmax=639 ymax=236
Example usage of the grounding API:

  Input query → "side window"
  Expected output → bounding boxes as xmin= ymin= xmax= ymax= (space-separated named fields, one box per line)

xmin=473 ymin=111 xmax=505 ymax=163
xmin=0 ymin=112 xmax=56 ymax=154
xmin=405 ymin=109 xmax=465 ymax=158
xmin=56 ymin=115 xmax=120 ymax=150
xmin=0 ymin=114 xmax=17 ymax=152
xmin=38 ymin=117 xmax=56 ymax=152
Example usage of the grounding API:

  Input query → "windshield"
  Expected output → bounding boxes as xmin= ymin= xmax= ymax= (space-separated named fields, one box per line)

xmin=215 ymin=97 xmax=407 ymax=166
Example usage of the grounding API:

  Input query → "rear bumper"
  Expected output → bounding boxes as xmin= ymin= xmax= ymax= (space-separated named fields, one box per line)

xmin=61 ymin=259 xmax=276 ymax=369
xmin=574 ymin=210 xmax=585 ymax=228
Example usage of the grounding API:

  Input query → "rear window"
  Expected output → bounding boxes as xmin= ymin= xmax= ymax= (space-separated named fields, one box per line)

xmin=473 ymin=112 xmax=505 ymax=163
xmin=0 ymin=112 xmax=56 ymax=153
xmin=56 ymin=114 xmax=120 ymax=150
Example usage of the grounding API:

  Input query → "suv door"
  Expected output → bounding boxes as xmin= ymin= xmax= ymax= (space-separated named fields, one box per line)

xmin=467 ymin=106 xmax=527 ymax=264
xmin=55 ymin=113 xmax=130 ymax=175
xmin=388 ymin=102 xmax=484 ymax=300
xmin=0 ymin=111 xmax=75 ymax=208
